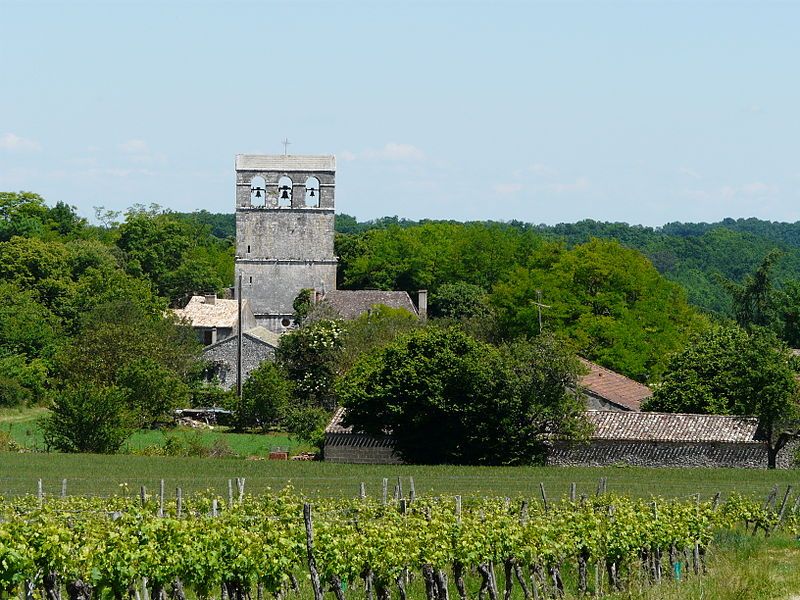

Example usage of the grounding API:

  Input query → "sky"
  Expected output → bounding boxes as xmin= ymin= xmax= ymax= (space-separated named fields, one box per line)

xmin=1 ymin=0 xmax=799 ymax=227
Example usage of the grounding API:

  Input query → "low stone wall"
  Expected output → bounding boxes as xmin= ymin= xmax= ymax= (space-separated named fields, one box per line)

xmin=548 ymin=439 xmax=794 ymax=469
xmin=324 ymin=432 xmax=401 ymax=464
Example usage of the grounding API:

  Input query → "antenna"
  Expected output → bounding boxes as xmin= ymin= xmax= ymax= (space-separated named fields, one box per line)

xmin=533 ymin=290 xmax=551 ymax=334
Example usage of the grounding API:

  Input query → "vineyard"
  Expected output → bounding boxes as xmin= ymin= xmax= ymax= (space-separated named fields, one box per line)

xmin=0 ymin=482 xmax=797 ymax=600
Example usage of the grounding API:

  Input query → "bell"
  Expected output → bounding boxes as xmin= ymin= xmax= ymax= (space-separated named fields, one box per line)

xmin=280 ymin=187 xmax=290 ymax=200
xmin=253 ymin=188 xmax=263 ymax=198
xmin=308 ymin=188 xmax=316 ymax=198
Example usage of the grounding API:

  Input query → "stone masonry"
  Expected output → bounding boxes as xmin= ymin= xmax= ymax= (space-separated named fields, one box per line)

xmin=235 ymin=155 xmax=337 ymax=332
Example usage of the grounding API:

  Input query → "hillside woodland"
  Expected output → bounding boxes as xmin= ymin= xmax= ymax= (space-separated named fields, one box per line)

xmin=2 ymin=191 xmax=800 ymax=460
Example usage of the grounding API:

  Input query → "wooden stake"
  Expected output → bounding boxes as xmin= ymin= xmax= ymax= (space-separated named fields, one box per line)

xmin=159 ymin=480 xmax=165 ymax=517
xmin=382 ymin=478 xmax=388 ymax=505
xmin=569 ymin=482 xmax=576 ymax=502
xmin=140 ymin=486 xmax=146 ymax=507
xmin=359 ymin=482 xmax=366 ymax=499
xmin=409 ymin=477 xmax=416 ymax=502
xmin=176 ymin=487 xmax=183 ymax=518
xmin=61 ymin=478 xmax=67 ymax=498
xmin=228 ymin=479 xmax=234 ymax=508
xmin=455 ymin=495 xmax=462 ymax=525
xmin=539 ymin=482 xmax=548 ymax=513
xmin=37 ymin=479 xmax=43 ymax=507
xmin=237 ymin=477 xmax=245 ymax=503
xmin=303 ymin=504 xmax=323 ymax=600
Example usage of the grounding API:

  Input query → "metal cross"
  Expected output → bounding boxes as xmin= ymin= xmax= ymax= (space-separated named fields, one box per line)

xmin=282 ymin=138 xmax=291 ymax=156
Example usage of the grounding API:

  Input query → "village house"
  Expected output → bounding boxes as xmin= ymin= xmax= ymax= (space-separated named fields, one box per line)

xmin=173 ymin=294 xmax=256 ymax=346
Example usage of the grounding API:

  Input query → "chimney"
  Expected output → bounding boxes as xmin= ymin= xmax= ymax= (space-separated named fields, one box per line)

xmin=417 ymin=289 xmax=428 ymax=321
xmin=204 ymin=294 xmax=216 ymax=305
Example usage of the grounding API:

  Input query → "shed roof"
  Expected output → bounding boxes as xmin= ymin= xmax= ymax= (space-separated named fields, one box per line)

xmin=236 ymin=154 xmax=335 ymax=172
xmin=245 ymin=326 xmax=282 ymax=347
xmin=578 ymin=358 xmax=651 ymax=411
xmin=325 ymin=406 xmax=350 ymax=434
xmin=321 ymin=290 xmax=418 ymax=320
xmin=327 ymin=407 xmax=765 ymax=444
xmin=173 ymin=295 xmax=243 ymax=329
xmin=586 ymin=410 xmax=763 ymax=443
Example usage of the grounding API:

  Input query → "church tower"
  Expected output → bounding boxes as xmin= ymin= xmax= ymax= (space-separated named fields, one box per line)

xmin=234 ymin=154 xmax=337 ymax=332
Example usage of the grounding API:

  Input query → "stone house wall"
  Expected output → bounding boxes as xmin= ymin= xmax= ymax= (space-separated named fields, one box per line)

xmin=202 ymin=335 xmax=276 ymax=391
xmin=548 ymin=439 xmax=795 ymax=469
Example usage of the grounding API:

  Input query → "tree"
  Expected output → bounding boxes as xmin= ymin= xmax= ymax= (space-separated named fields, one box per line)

xmin=338 ymin=304 xmax=421 ymax=373
xmin=643 ymin=325 xmax=800 ymax=468
xmin=430 ymin=281 xmax=492 ymax=320
xmin=238 ymin=362 xmax=293 ymax=431
xmin=337 ymin=327 xmax=587 ymax=465
xmin=116 ymin=358 xmax=191 ymax=428
xmin=723 ymin=249 xmax=782 ymax=330
xmin=56 ymin=300 xmax=201 ymax=387
xmin=41 ymin=385 xmax=133 ymax=453
xmin=276 ymin=319 xmax=344 ymax=410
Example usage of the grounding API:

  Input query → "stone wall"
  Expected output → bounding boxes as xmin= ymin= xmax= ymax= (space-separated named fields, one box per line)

xmin=324 ymin=433 xmax=402 ymax=464
xmin=236 ymin=260 xmax=338 ymax=325
xmin=548 ymin=439 xmax=795 ymax=469
xmin=202 ymin=335 xmax=275 ymax=391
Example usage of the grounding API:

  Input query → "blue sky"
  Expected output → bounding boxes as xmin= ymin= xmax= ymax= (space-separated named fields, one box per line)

xmin=2 ymin=0 xmax=798 ymax=226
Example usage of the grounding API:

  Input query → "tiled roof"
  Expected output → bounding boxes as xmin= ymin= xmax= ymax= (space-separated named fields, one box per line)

xmin=236 ymin=154 xmax=335 ymax=172
xmin=173 ymin=296 xmax=242 ymax=329
xmin=325 ymin=406 xmax=350 ymax=434
xmin=321 ymin=290 xmax=418 ymax=320
xmin=579 ymin=358 xmax=651 ymax=411
xmin=587 ymin=410 xmax=763 ymax=443
xmin=327 ymin=407 xmax=764 ymax=445
xmin=244 ymin=326 xmax=281 ymax=348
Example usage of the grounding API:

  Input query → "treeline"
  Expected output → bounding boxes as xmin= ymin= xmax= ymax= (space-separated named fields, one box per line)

xmin=0 ymin=193 xmax=233 ymax=440
xmin=180 ymin=211 xmax=800 ymax=320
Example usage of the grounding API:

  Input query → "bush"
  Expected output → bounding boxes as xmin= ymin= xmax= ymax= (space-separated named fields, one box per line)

xmin=238 ymin=362 xmax=293 ymax=431
xmin=41 ymin=385 xmax=133 ymax=453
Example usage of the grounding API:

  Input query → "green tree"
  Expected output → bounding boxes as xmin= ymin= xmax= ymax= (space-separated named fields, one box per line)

xmin=116 ymin=358 xmax=191 ymax=428
xmin=276 ymin=319 xmax=344 ymax=410
xmin=41 ymin=385 xmax=133 ymax=453
xmin=430 ymin=281 xmax=492 ymax=320
xmin=338 ymin=304 xmax=421 ymax=373
xmin=643 ymin=325 xmax=800 ymax=468
xmin=56 ymin=301 xmax=201 ymax=388
xmin=337 ymin=327 xmax=587 ymax=465
xmin=723 ymin=249 xmax=782 ymax=330
xmin=238 ymin=362 xmax=293 ymax=431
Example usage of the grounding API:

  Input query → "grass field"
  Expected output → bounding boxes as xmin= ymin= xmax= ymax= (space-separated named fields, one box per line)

xmin=0 ymin=406 xmax=306 ymax=457
xmin=2 ymin=451 xmax=800 ymax=500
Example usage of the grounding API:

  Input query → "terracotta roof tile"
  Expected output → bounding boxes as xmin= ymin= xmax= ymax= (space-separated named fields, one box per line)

xmin=587 ymin=410 xmax=763 ymax=443
xmin=325 ymin=406 xmax=350 ymax=434
xmin=579 ymin=358 xmax=651 ymax=411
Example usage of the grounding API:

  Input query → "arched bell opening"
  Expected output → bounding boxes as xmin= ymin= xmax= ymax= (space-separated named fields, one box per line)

xmin=278 ymin=176 xmax=293 ymax=207
xmin=250 ymin=176 xmax=267 ymax=206
xmin=304 ymin=176 xmax=320 ymax=207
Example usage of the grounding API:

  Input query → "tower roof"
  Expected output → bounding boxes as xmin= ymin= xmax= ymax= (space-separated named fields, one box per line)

xmin=235 ymin=154 xmax=335 ymax=172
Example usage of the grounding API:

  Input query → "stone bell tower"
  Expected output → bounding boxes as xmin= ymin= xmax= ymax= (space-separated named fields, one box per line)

xmin=234 ymin=154 xmax=337 ymax=332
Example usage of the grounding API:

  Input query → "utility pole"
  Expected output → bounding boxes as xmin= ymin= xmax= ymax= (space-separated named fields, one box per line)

xmin=533 ymin=290 xmax=551 ymax=334
xmin=237 ymin=274 xmax=243 ymax=399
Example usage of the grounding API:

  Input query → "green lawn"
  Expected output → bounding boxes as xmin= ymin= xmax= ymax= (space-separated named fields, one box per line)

xmin=0 ymin=407 xmax=306 ymax=457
